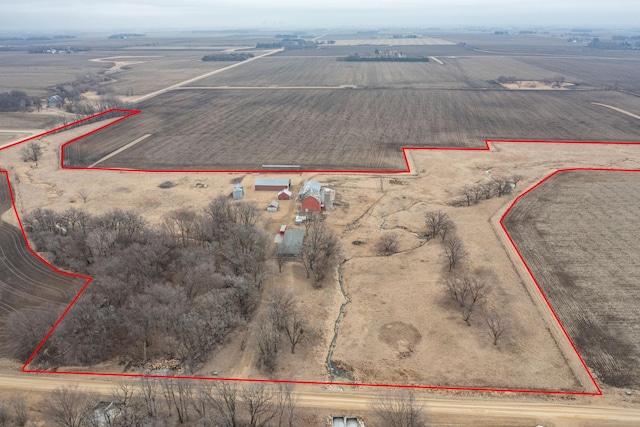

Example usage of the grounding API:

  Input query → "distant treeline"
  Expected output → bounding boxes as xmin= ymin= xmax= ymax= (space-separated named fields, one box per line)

xmin=201 ymin=52 xmax=254 ymax=61
xmin=0 ymin=90 xmax=40 ymax=112
xmin=589 ymin=37 xmax=640 ymax=50
xmin=0 ymin=35 xmax=76 ymax=41
xmin=256 ymin=39 xmax=317 ymax=50
xmin=109 ymin=33 xmax=145 ymax=39
xmin=256 ymin=42 xmax=282 ymax=49
xmin=28 ymin=46 xmax=91 ymax=54
xmin=340 ymin=55 xmax=429 ymax=62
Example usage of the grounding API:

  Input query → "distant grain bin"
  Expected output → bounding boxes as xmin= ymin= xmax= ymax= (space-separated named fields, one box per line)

xmin=232 ymin=183 xmax=244 ymax=199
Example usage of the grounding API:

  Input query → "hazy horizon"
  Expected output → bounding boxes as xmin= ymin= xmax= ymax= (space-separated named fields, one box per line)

xmin=1 ymin=0 xmax=640 ymax=33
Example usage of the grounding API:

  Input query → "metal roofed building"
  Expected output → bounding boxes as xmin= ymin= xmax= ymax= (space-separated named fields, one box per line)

xmin=277 ymin=229 xmax=305 ymax=257
xmin=255 ymin=178 xmax=291 ymax=191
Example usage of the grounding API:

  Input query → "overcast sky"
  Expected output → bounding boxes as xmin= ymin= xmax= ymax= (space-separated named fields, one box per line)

xmin=1 ymin=0 xmax=639 ymax=32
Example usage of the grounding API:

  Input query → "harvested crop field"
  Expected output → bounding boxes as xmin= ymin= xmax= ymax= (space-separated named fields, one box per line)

xmin=519 ymin=57 xmax=640 ymax=92
xmin=0 ymin=171 xmax=84 ymax=357
xmin=186 ymin=56 xmax=561 ymax=89
xmin=64 ymin=89 xmax=640 ymax=171
xmin=503 ymin=170 xmax=640 ymax=389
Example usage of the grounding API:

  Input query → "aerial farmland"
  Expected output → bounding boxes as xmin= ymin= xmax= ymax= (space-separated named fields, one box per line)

xmin=1 ymin=27 xmax=640 ymax=424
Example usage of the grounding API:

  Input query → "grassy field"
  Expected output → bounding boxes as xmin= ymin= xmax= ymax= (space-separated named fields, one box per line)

xmin=63 ymin=88 xmax=640 ymax=171
xmin=503 ymin=170 xmax=640 ymax=389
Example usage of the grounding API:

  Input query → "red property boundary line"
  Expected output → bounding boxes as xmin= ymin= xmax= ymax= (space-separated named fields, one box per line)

xmin=3 ymin=109 xmax=640 ymax=395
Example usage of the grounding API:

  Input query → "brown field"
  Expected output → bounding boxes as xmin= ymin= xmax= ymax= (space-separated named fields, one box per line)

xmin=0 ymin=172 xmax=84 ymax=357
xmin=97 ymin=51 xmax=234 ymax=96
xmin=503 ymin=171 xmax=640 ymax=389
xmin=187 ymin=55 xmax=565 ymax=89
xmin=0 ymin=52 xmax=109 ymax=95
xmin=520 ymin=57 xmax=640 ymax=92
xmin=63 ymin=88 xmax=640 ymax=171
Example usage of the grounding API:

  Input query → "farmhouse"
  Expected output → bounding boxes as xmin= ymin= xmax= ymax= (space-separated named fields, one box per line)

xmin=277 ymin=229 xmax=305 ymax=257
xmin=48 ymin=95 xmax=62 ymax=108
xmin=266 ymin=200 xmax=279 ymax=212
xmin=232 ymin=183 xmax=244 ymax=199
xmin=255 ymin=178 xmax=291 ymax=191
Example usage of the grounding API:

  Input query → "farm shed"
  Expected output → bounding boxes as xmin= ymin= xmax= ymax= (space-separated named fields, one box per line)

xmin=278 ymin=189 xmax=292 ymax=200
xmin=277 ymin=229 xmax=305 ymax=257
xmin=299 ymin=179 xmax=324 ymax=212
xmin=267 ymin=200 xmax=279 ymax=212
xmin=232 ymin=183 xmax=244 ymax=199
xmin=255 ymin=178 xmax=291 ymax=191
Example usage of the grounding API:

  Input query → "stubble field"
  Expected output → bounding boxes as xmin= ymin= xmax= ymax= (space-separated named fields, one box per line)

xmin=0 ymin=172 xmax=84 ymax=358
xmin=503 ymin=171 xmax=640 ymax=389
xmin=63 ymin=88 xmax=640 ymax=171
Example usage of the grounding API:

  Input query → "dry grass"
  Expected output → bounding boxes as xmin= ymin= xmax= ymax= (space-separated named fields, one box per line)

xmin=503 ymin=170 xmax=640 ymax=389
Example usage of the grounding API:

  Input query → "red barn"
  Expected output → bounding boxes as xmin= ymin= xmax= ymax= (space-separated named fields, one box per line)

xmin=301 ymin=195 xmax=322 ymax=212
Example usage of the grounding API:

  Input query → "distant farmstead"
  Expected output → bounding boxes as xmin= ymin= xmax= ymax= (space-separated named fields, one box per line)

xmin=255 ymin=178 xmax=291 ymax=191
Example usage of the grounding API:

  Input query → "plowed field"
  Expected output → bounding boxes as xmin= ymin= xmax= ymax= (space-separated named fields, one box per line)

xmin=503 ymin=170 xmax=640 ymax=389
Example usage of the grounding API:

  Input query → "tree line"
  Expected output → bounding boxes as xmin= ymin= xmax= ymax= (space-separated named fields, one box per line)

xmin=202 ymin=53 xmax=254 ymax=61
xmin=0 ymin=90 xmax=40 ymax=112
xmin=9 ymin=196 xmax=270 ymax=373
xmin=0 ymin=380 xmax=299 ymax=426
xmin=0 ymin=381 xmax=435 ymax=426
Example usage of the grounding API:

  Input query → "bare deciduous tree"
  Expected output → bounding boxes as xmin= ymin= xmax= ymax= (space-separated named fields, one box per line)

xmin=0 ymin=403 xmax=9 ymax=427
xmin=241 ymin=384 xmax=276 ymax=427
xmin=275 ymin=250 xmax=288 ymax=273
xmin=440 ymin=274 xmax=488 ymax=326
xmin=139 ymin=377 xmax=158 ymax=418
xmin=284 ymin=309 xmax=308 ymax=354
xmin=442 ymin=235 xmax=468 ymax=271
xmin=371 ymin=390 xmax=428 ymax=427
xmin=267 ymin=289 xmax=295 ymax=332
xmin=274 ymin=383 xmax=298 ymax=427
xmin=160 ymin=378 xmax=193 ymax=423
xmin=376 ymin=232 xmax=399 ymax=255
xmin=493 ymin=176 xmax=512 ymax=197
xmin=209 ymin=382 xmax=239 ymax=427
xmin=301 ymin=214 xmax=342 ymax=286
xmin=256 ymin=315 xmax=280 ymax=373
xmin=10 ymin=395 xmax=28 ymax=427
xmin=20 ymin=140 xmax=42 ymax=166
xmin=485 ymin=313 xmax=507 ymax=346
xmin=76 ymin=189 xmax=89 ymax=203
xmin=41 ymin=384 xmax=95 ymax=427
xmin=425 ymin=210 xmax=447 ymax=240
